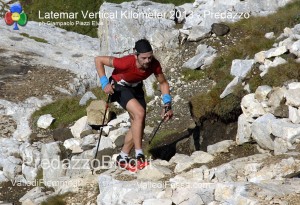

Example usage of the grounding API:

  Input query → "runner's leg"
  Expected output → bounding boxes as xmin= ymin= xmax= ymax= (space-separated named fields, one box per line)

xmin=124 ymin=98 xmax=145 ymax=151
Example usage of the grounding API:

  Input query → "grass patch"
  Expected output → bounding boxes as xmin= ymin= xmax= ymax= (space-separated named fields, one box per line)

xmin=182 ymin=69 xmax=207 ymax=81
xmin=31 ymin=88 xmax=108 ymax=129
xmin=248 ymin=59 xmax=300 ymax=91
xmin=31 ymin=96 xmax=87 ymax=129
xmin=20 ymin=33 xmax=48 ymax=43
xmin=191 ymin=0 xmax=300 ymax=122
xmin=35 ymin=169 xmax=44 ymax=186
xmin=41 ymin=193 xmax=73 ymax=205
xmin=145 ymin=129 xmax=178 ymax=156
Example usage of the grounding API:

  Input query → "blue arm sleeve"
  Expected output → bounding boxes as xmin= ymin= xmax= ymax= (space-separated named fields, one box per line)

xmin=162 ymin=94 xmax=172 ymax=104
xmin=100 ymin=76 xmax=109 ymax=90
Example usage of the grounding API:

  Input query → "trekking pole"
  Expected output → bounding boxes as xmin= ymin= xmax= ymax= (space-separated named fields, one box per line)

xmin=91 ymin=94 xmax=111 ymax=175
xmin=148 ymin=105 xmax=171 ymax=145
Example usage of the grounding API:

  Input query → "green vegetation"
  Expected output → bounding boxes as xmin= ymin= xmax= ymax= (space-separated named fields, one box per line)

xmin=20 ymin=0 xmax=194 ymax=37
xmin=182 ymin=69 xmax=207 ymax=81
xmin=31 ymin=88 xmax=107 ymax=129
xmin=145 ymin=129 xmax=178 ymax=156
xmin=35 ymin=169 xmax=44 ymax=186
xmin=31 ymin=96 xmax=88 ymax=129
xmin=20 ymin=33 xmax=48 ymax=43
xmin=41 ymin=193 xmax=73 ymax=205
xmin=248 ymin=60 xmax=300 ymax=91
xmin=191 ymin=0 xmax=300 ymax=123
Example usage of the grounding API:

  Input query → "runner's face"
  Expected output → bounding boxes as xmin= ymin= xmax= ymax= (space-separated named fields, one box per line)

xmin=136 ymin=51 xmax=153 ymax=69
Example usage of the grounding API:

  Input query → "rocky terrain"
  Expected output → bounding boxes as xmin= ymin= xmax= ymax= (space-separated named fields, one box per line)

xmin=1 ymin=0 xmax=300 ymax=205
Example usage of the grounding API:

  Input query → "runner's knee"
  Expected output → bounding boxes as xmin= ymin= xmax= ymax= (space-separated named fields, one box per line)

xmin=131 ymin=108 xmax=145 ymax=122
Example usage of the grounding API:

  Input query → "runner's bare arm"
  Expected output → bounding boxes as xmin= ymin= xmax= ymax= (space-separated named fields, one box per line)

xmin=94 ymin=56 xmax=114 ymax=78
xmin=156 ymin=73 xmax=170 ymax=95
xmin=95 ymin=56 xmax=114 ymax=94
xmin=156 ymin=73 xmax=173 ymax=121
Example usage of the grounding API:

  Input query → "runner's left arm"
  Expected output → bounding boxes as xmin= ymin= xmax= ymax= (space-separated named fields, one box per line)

xmin=156 ymin=73 xmax=173 ymax=121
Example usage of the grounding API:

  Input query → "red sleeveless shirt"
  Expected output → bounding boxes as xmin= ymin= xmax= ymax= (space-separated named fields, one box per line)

xmin=112 ymin=55 xmax=162 ymax=84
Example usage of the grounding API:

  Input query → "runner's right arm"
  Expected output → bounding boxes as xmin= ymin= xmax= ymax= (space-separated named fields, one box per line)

xmin=95 ymin=56 xmax=114 ymax=94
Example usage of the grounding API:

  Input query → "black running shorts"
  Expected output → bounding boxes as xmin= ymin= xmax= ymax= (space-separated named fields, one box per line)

xmin=111 ymin=83 xmax=146 ymax=111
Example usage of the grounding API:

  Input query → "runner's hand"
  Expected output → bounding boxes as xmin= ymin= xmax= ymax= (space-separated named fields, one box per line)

xmin=161 ymin=104 xmax=173 ymax=122
xmin=103 ymin=83 xmax=114 ymax=95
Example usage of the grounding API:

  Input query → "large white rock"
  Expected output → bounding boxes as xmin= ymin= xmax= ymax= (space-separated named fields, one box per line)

xmin=19 ymin=142 xmax=41 ymax=168
xmin=267 ymin=87 xmax=286 ymax=108
xmin=236 ymin=114 xmax=252 ymax=145
xmin=98 ymin=136 xmax=115 ymax=151
xmin=143 ymin=199 xmax=173 ymax=205
xmin=97 ymin=174 xmax=163 ymax=205
xmin=79 ymin=91 xmax=97 ymax=106
xmin=290 ymin=39 xmax=300 ymax=57
xmin=182 ymin=45 xmax=216 ymax=69
xmin=107 ymin=112 xmax=130 ymax=127
xmin=285 ymin=88 xmax=300 ymax=107
xmin=190 ymin=151 xmax=214 ymax=164
xmin=37 ymin=114 xmax=55 ymax=129
xmin=65 ymin=150 xmax=94 ymax=179
xmin=270 ymin=119 xmax=300 ymax=143
xmin=254 ymin=85 xmax=272 ymax=102
xmin=63 ymin=138 xmax=83 ymax=154
xmin=108 ymin=127 xmax=129 ymax=147
xmin=137 ymin=164 xmax=173 ymax=181
xmin=207 ymin=140 xmax=235 ymax=155
xmin=251 ymin=113 xmax=276 ymax=150
xmin=214 ymin=183 xmax=244 ymax=203
xmin=249 ymin=157 xmax=300 ymax=182
xmin=0 ymin=138 xmax=21 ymax=158
xmin=220 ymin=76 xmax=242 ymax=99
xmin=254 ymin=51 xmax=266 ymax=63
xmin=170 ymin=181 xmax=215 ymax=204
xmin=97 ymin=2 xmax=177 ymax=53
xmin=169 ymin=153 xmax=194 ymax=173
xmin=0 ymin=170 xmax=9 ymax=183
xmin=265 ymin=32 xmax=275 ymax=39
xmin=288 ymin=106 xmax=300 ymax=124
xmin=173 ymin=165 xmax=208 ymax=182
xmin=187 ymin=26 xmax=209 ymax=41
xmin=287 ymin=82 xmax=300 ymax=90
xmin=264 ymin=46 xmax=287 ymax=58
xmin=241 ymin=94 xmax=266 ymax=118
xmin=274 ymin=137 xmax=289 ymax=155
xmin=86 ymin=100 xmax=108 ymax=126
xmin=19 ymin=187 xmax=53 ymax=205
xmin=0 ymin=96 xmax=53 ymax=141
xmin=22 ymin=165 xmax=38 ymax=182
xmin=70 ymin=116 xmax=91 ymax=138
xmin=230 ymin=59 xmax=255 ymax=78
xmin=41 ymin=142 xmax=66 ymax=190
xmin=81 ymin=134 xmax=97 ymax=150
xmin=2 ymin=159 xmax=22 ymax=181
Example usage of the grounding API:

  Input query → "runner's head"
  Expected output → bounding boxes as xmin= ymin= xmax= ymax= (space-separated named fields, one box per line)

xmin=134 ymin=39 xmax=153 ymax=69
xmin=135 ymin=39 xmax=153 ymax=54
